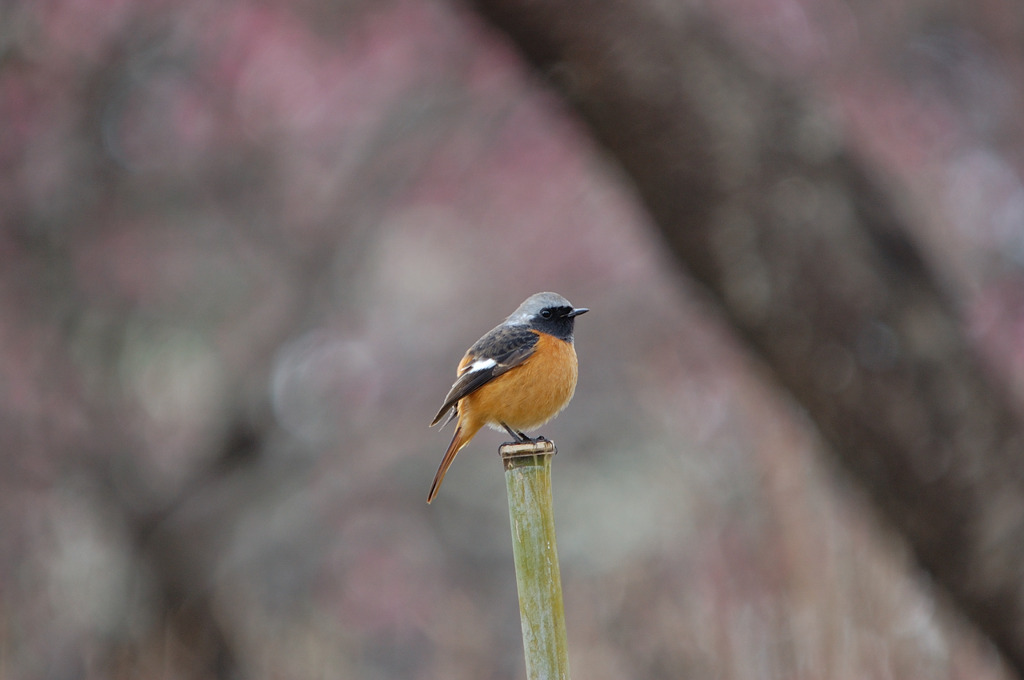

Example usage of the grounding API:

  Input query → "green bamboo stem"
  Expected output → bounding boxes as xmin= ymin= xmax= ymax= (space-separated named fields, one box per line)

xmin=502 ymin=440 xmax=571 ymax=680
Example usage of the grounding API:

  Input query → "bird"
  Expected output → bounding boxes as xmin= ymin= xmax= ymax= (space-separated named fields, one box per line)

xmin=427 ymin=292 xmax=588 ymax=503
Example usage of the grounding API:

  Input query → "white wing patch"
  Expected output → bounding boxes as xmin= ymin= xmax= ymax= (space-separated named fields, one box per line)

xmin=462 ymin=357 xmax=497 ymax=375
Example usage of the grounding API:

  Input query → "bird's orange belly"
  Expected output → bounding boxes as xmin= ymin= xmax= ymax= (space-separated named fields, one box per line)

xmin=461 ymin=332 xmax=578 ymax=432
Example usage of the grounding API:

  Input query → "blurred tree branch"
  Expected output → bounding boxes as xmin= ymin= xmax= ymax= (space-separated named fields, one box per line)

xmin=467 ymin=0 xmax=1024 ymax=675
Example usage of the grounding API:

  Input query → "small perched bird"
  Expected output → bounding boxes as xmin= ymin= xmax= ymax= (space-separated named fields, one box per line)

xmin=428 ymin=292 xmax=588 ymax=503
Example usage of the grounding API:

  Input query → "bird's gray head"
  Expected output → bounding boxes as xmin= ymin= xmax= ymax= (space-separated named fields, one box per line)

xmin=506 ymin=292 xmax=588 ymax=341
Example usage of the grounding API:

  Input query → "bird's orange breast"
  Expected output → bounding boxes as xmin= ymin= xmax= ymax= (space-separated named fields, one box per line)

xmin=460 ymin=331 xmax=578 ymax=432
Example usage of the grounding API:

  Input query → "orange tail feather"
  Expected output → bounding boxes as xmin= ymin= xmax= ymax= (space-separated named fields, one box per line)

xmin=427 ymin=422 xmax=476 ymax=503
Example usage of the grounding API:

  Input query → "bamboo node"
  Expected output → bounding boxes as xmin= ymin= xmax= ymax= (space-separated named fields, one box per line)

xmin=499 ymin=440 xmax=557 ymax=465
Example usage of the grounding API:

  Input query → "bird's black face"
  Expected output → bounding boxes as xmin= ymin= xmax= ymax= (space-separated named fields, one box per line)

xmin=533 ymin=305 xmax=588 ymax=341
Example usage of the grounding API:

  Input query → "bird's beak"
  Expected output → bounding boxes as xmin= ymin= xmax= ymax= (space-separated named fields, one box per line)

xmin=568 ymin=307 xmax=589 ymax=318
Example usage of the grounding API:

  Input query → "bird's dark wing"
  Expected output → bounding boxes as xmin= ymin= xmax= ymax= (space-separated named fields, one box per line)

xmin=430 ymin=326 xmax=539 ymax=427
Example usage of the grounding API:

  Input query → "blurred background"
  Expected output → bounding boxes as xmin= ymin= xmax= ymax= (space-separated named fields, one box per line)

xmin=2 ymin=0 xmax=1024 ymax=678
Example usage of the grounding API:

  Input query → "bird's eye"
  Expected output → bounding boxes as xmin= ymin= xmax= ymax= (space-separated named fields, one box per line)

xmin=540 ymin=309 xmax=553 ymax=319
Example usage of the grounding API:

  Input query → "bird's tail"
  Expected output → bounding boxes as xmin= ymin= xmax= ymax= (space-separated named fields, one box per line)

xmin=427 ymin=422 xmax=475 ymax=504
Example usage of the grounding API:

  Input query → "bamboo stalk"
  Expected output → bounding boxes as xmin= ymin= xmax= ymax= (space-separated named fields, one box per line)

xmin=502 ymin=440 xmax=571 ymax=680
